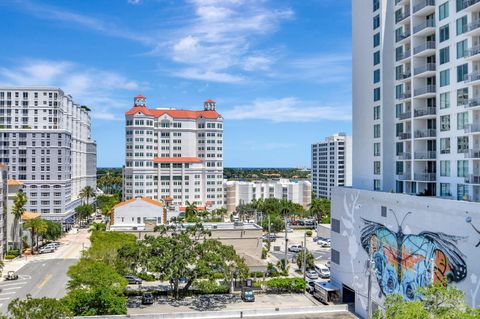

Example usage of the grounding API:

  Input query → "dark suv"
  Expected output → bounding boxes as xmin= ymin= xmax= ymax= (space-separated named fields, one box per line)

xmin=142 ymin=293 xmax=154 ymax=305
xmin=124 ymin=275 xmax=142 ymax=285
xmin=241 ymin=288 xmax=255 ymax=302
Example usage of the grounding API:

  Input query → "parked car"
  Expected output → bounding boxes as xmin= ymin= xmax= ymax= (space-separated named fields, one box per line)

xmin=306 ymin=279 xmax=316 ymax=293
xmin=43 ymin=243 xmax=59 ymax=250
xmin=315 ymin=264 xmax=331 ymax=279
xmin=290 ymin=220 xmax=298 ymax=226
xmin=325 ymin=260 xmax=331 ymax=269
xmin=306 ymin=270 xmax=319 ymax=279
xmin=286 ymin=228 xmax=293 ymax=233
xmin=241 ymin=287 xmax=255 ymax=302
xmin=288 ymin=244 xmax=303 ymax=253
xmin=142 ymin=293 xmax=154 ymax=305
xmin=38 ymin=246 xmax=55 ymax=254
xmin=5 ymin=271 xmax=18 ymax=281
xmin=124 ymin=275 xmax=142 ymax=285
xmin=317 ymin=240 xmax=330 ymax=248
xmin=262 ymin=234 xmax=277 ymax=242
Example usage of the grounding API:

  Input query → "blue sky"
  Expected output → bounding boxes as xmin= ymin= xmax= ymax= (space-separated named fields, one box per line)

xmin=0 ymin=0 xmax=352 ymax=168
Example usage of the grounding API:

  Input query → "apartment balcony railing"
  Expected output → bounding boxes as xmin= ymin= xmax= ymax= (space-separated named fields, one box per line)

xmin=465 ymin=174 xmax=480 ymax=184
xmin=399 ymin=132 xmax=412 ymax=140
xmin=464 ymin=97 xmax=480 ymax=108
xmin=398 ymin=110 xmax=412 ymax=120
xmin=461 ymin=0 xmax=480 ymax=11
xmin=413 ymin=0 xmax=435 ymax=13
xmin=466 ymin=45 xmax=480 ymax=58
xmin=465 ymin=149 xmax=480 ymax=158
xmin=414 ymin=63 xmax=436 ymax=75
xmin=397 ymin=173 xmax=412 ymax=181
xmin=413 ymin=20 xmax=435 ymax=34
xmin=466 ymin=19 xmax=480 ymax=33
xmin=399 ymin=91 xmax=412 ymax=100
xmin=414 ymin=173 xmax=436 ymax=181
xmin=464 ymin=123 xmax=480 ymax=133
xmin=414 ymin=151 xmax=436 ymax=160
xmin=413 ymin=41 xmax=435 ymax=55
xmin=414 ymin=85 xmax=436 ymax=96
xmin=396 ymin=30 xmax=411 ymax=42
xmin=396 ymin=11 xmax=411 ymax=23
xmin=396 ymin=50 xmax=411 ymax=62
xmin=396 ymin=71 xmax=412 ymax=80
xmin=414 ymin=107 xmax=436 ymax=117
xmin=414 ymin=129 xmax=436 ymax=138
xmin=464 ymin=71 xmax=480 ymax=83
xmin=398 ymin=152 xmax=412 ymax=160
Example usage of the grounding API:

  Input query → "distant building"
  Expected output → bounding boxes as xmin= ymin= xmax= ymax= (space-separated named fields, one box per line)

xmin=225 ymin=179 xmax=311 ymax=213
xmin=311 ymin=133 xmax=352 ymax=199
xmin=123 ymin=95 xmax=224 ymax=209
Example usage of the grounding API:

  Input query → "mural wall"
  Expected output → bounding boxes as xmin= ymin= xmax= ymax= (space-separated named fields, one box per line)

xmin=330 ymin=188 xmax=480 ymax=318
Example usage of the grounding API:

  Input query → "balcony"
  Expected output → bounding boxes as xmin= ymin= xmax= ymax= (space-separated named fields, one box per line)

xmin=399 ymin=91 xmax=412 ymax=100
xmin=464 ymin=71 xmax=480 ymax=83
xmin=396 ymin=30 xmax=411 ymax=43
xmin=414 ymin=173 xmax=436 ymax=182
xmin=414 ymin=107 xmax=436 ymax=117
xmin=465 ymin=174 xmax=480 ymax=184
xmin=396 ymin=11 xmax=411 ymax=24
xmin=397 ymin=173 xmax=412 ymax=181
xmin=461 ymin=0 xmax=480 ymax=12
xmin=464 ymin=123 xmax=480 ymax=134
xmin=399 ymin=132 xmax=412 ymax=140
xmin=414 ymin=85 xmax=436 ymax=97
xmin=413 ymin=41 xmax=435 ymax=56
xmin=414 ymin=151 xmax=436 ymax=160
xmin=398 ymin=110 xmax=412 ymax=120
xmin=413 ymin=0 xmax=435 ymax=14
xmin=413 ymin=20 xmax=435 ymax=35
xmin=414 ymin=129 xmax=436 ymax=138
xmin=465 ymin=45 xmax=480 ymax=61
xmin=464 ymin=97 xmax=480 ymax=109
xmin=413 ymin=63 xmax=436 ymax=77
xmin=396 ymin=50 xmax=411 ymax=62
xmin=396 ymin=71 xmax=412 ymax=81
xmin=465 ymin=19 xmax=480 ymax=36
xmin=465 ymin=149 xmax=480 ymax=158
xmin=398 ymin=152 xmax=412 ymax=160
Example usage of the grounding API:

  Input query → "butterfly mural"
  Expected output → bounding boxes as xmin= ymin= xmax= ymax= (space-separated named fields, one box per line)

xmin=360 ymin=211 xmax=467 ymax=301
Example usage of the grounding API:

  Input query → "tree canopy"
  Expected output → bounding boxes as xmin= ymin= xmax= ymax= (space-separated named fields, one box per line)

xmin=4 ymin=295 xmax=72 ymax=319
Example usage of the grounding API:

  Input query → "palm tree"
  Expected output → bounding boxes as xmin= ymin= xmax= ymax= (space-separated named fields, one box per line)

xmin=79 ymin=186 xmax=96 ymax=204
xmin=309 ymin=197 xmax=331 ymax=224
xmin=11 ymin=191 xmax=27 ymax=249
xmin=23 ymin=218 xmax=48 ymax=254
xmin=185 ymin=201 xmax=198 ymax=222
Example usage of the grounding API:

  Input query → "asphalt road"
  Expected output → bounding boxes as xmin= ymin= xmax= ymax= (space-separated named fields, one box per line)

xmin=0 ymin=259 xmax=76 ymax=313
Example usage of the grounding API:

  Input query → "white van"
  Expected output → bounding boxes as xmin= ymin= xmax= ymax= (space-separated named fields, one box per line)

xmin=314 ymin=264 xmax=330 ymax=278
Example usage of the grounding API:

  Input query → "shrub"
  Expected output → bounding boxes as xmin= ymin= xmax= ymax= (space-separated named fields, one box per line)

xmin=7 ymin=249 xmax=20 ymax=257
xmin=259 ymin=278 xmax=306 ymax=294
xmin=137 ymin=273 xmax=156 ymax=281
xmin=4 ymin=255 xmax=16 ymax=260
xmin=305 ymin=230 xmax=312 ymax=237
xmin=249 ymin=271 xmax=264 ymax=278
xmin=261 ymin=248 xmax=268 ymax=259
xmin=193 ymin=280 xmax=229 ymax=294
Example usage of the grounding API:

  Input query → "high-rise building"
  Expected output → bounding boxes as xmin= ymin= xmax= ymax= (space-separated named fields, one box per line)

xmin=225 ymin=179 xmax=311 ymax=213
xmin=353 ymin=0 xmax=480 ymax=201
xmin=123 ymin=95 xmax=224 ymax=209
xmin=0 ymin=87 xmax=97 ymax=224
xmin=311 ymin=133 xmax=352 ymax=199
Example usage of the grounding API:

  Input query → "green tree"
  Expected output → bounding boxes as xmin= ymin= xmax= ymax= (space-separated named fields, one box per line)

xmin=43 ymin=220 xmax=62 ymax=241
xmin=184 ymin=201 xmax=198 ymax=222
xmin=96 ymin=195 xmax=120 ymax=216
xmin=11 ymin=191 xmax=27 ymax=249
xmin=74 ymin=204 xmax=94 ymax=227
xmin=79 ymin=186 xmax=96 ymax=205
xmin=23 ymin=219 xmax=48 ymax=254
xmin=6 ymin=295 xmax=72 ymax=319
xmin=89 ymin=223 xmax=106 ymax=232
xmin=296 ymin=249 xmax=315 ymax=270
xmin=373 ymin=285 xmax=480 ymax=319
xmin=308 ymin=197 xmax=331 ymax=224
xmin=84 ymin=231 xmax=136 ymax=269
xmin=63 ymin=287 xmax=126 ymax=316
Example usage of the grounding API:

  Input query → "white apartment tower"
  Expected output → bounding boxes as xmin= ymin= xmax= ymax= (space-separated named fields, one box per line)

xmin=311 ymin=133 xmax=352 ymax=199
xmin=123 ymin=95 xmax=224 ymax=209
xmin=0 ymin=87 xmax=97 ymax=223
xmin=353 ymin=0 xmax=480 ymax=202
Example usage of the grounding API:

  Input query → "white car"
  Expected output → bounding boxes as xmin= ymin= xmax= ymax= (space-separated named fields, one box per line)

xmin=305 ymin=270 xmax=319 ymax=279
xmin=288 ymin=245 xmax=303 ymax=253
xmin=315 ymin=264 xmax=331 ymax=278
xmin=39 ymin=246 xmax=55 ymax=254
xmin=286 ymin=228 xmax=293 ymax=233
xmin=317 ymin=240 xmax=330 ymax=247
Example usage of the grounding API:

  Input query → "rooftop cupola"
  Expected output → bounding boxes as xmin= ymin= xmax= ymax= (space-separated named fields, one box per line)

xmin=134 ymin=94 xmax=147 ymax=107
xmin=204 ymin=99 xmax=216 ymax=111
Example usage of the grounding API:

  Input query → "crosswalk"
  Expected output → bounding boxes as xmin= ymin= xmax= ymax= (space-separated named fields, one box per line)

xmin=0 ymin=278 xmax=29 ymax=311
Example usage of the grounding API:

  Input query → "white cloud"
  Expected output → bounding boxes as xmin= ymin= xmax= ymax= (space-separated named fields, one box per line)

xmin=222 ymin=97 xmax=351 ymax=122
xmin=173 ymin=68 xmax=244 ymax=83
xmin=0 ymin=60 xmax=142 ymax=121
xmin=127 ymin=0 xmax=143 ymax=4
xmin=243 ymin=55 xmax=274 ymax=71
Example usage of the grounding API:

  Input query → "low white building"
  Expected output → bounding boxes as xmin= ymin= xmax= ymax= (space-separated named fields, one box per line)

xmin=225 ymin=179 xmax=311 ymax=213
xmin=331 ymin=187 xmax=480 ymax=318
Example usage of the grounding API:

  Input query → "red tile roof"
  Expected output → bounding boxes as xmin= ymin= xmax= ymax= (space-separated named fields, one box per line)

xmin=112 ymin=197 xmax=164 ymax=210
xmin=134 ymin=94 xmax=146 ymax=99
xmin=204 ymin=99 xmax=215 ymax=103
xmin=125 ymin=106 xmax=221 ymax=119
xmin=179 ymin=206 xmax=206 ymax=212
xmin=7 ymin=179 xmax=24 ymax=186
xmin=153 ymin=157 xmax=203 ymax=163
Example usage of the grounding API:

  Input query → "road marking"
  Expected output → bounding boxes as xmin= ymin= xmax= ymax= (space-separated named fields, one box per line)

xmin=0 ymin=292 xmax=16 ymax=296
xmin=0 ymin=281 xmax=28 ymax=287
xmin=36 ymin=274 xmax=52 ymax=289
xmin=2 ymin=287 xmax=21 ymax=291
xmin=0 ymin=298 xmax=10 ymax=301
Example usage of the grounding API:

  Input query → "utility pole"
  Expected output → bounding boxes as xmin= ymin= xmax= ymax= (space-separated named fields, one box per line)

xmin=430 ymin=258 xmax=435 ymax=285
xmin=284 ymin=216 xmax=288 ymax=268
xmin=302 ymin=231 xmax=307 ymax=283
xmin=367 ymin=253 xmax=375 ymax=319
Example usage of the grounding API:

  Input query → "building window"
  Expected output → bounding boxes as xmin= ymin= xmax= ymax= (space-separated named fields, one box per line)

xmin=457 ymin=136 xmax=469 ymax=154
xmin=440 ymin=47 xmax=450 ymax=64
xmin=457 ymin=64 xmax=468 ymax=82
xmin=456 ymin=16 xmax=467 ymax=35
xmin=374 ymin=88 xmax=381 ymax=101
xmin=457 ymin=39 xmax=467 ymax=58
xmin=396 ymin=161 xmax=403 ymax=174
xmin=373 ymin=15 xmax=380 ymax=29
xmin=440 ymin=160 xmax=451 ymax=177
xmin=374 ymin=124 xmax=381 ymax=138
xmin=440 ymin=92 xmax=450 ymax=109
xmin=332 ymin=218 xmax=340 ymax=233
xmin=373 ymin=106 xmax=380 ymax=120
xmin=381 ymin=206 xmax=387 ymax=217
xmin=440 ymin=115 xmax=450 ymax=131
xmin=332 ymin=249 xmax=340 ymax=265
xmin=439 ymin=2 xmax=449 ymax=20
xmin=373 ymin=69 xmax=380 ymax=83
xmin=440 ymin=183 xmax=451 ymax=197
xmin=457 ymin=184 xmax=469 ymax=201
xmin=457 ymin=88 xmax=468 ymax=106
xmin=373 ymin=33 xmax=380 ymax=47
xmin=374 ymin=161 xmax=381 ymax=175
xmin=439 ymin=25 xmax=450 ymax=42
xmin=373 ymin=51 xmax=380 ymax=65
xmin=373 ymin=179 xmax=381 ymax=191
xmin=440 ymin=69 xmax=450 ymax=87
xmin=457 ymin=112 xmax=469 ymax=130
xmin=440 ymin=137 xmax=451 ymax=154
xmin=374 ymin=142 xmax=381 ymax=156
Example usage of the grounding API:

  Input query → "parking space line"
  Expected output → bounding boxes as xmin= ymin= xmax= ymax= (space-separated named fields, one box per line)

xmin=0 ymin=292 xmax=16 ymax=296
xmin=2 ymin=287 xmax=21 ymax=291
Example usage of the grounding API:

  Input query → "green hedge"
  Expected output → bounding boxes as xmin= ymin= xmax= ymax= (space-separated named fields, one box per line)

xmin=137 ymin=272 xmax=156 ymax=281
xmin=193 ymin=280 xmax=229 ymax=294
xmin=305 ymin=230 xmax=312 ymax=237
xmin=7 ymin=249 xmax=20 ymax=257
xmin=255 ymin=277 xmax=306 ymax=293
xmin=4 ymin=255 xmax=16 ymax=260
